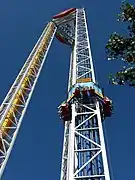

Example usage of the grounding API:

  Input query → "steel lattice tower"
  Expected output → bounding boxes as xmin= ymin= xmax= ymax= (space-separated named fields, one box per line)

xmin=55 ymin=9 xmax=111 ymax=180
xmin=0 ymin=8 xmax=112 ymax=179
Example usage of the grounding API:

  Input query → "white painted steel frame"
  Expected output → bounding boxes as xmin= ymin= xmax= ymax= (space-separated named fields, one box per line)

xmin=0 ymin=22 xmax=57 ymax=178
xmin=60 ymin=51 xmax=74 ymax=180
xmin=60 ymin=8 xmax=111 ymax=180
xmin=68 ymin=104 xmax=76 ymax=180
xmin=75 ymin=9 xmax=95 ymax=83
xmin=72 ymin=10 xmax=77 ymax=86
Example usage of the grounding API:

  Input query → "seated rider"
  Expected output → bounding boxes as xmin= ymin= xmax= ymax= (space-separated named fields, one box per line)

xmin=87 ymin=86 xmax=96 ymax=104
xmin=103 ymin=97 xmax=112 ymax=117
xmin=82 ymin=87 xmax=89 ymax=104
xmin=82 ymin=87 xmax=88 ymax=96
xmin=74 ymin=87 xmax=81 ymax=99
xmin=61 ymin=103 xmax=71 ymax=122
xmin=89 ymin=86 xmax=95 ymax=96
xmin=104 ymin=106 xmax=112 ymax=117
xmin=103 ymin=97 xmax=111 ymax=105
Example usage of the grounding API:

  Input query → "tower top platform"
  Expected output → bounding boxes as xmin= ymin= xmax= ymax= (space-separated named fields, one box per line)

xmin=53 ymin=8 xmax=76 ymax=20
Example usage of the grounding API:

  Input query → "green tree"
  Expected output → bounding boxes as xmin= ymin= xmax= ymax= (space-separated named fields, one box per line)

xmin=106 ymin=1 xmax=135 ymax=86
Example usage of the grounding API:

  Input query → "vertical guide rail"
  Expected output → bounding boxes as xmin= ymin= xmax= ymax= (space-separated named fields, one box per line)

xmin=67 ymin=8 xmax=78 ymax=180
xmin=72 ymin=9 xmax=78 ymax=86
xmin=0 ymin=22 xmax=57 ymax=178
xmin=75 ymin=8 xmax=95 ymax=82
xmin=60 ymin=51 xmax=74 ymax=180
xmin=83 ymin=9 xmax=96 ymax=83
xmin=68 ymin=104 xmax=76 ymax=180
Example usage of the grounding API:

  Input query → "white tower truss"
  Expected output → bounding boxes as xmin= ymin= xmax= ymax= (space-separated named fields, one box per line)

xmin=0 ymin=22 xmax=57 ymax=178
xmin=58 ymin=8 xmax=111 ymax=180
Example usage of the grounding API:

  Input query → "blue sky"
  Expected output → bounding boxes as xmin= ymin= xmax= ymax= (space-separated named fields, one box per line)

xmin=0 ymin=0 xmax=135 ymax=179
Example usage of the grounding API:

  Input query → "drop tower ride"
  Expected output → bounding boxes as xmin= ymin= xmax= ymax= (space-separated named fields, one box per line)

xmin=0 ymin=8 xmax=112 ymax=179
xmin=55 ymin=8 xmax=112 ymax=180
